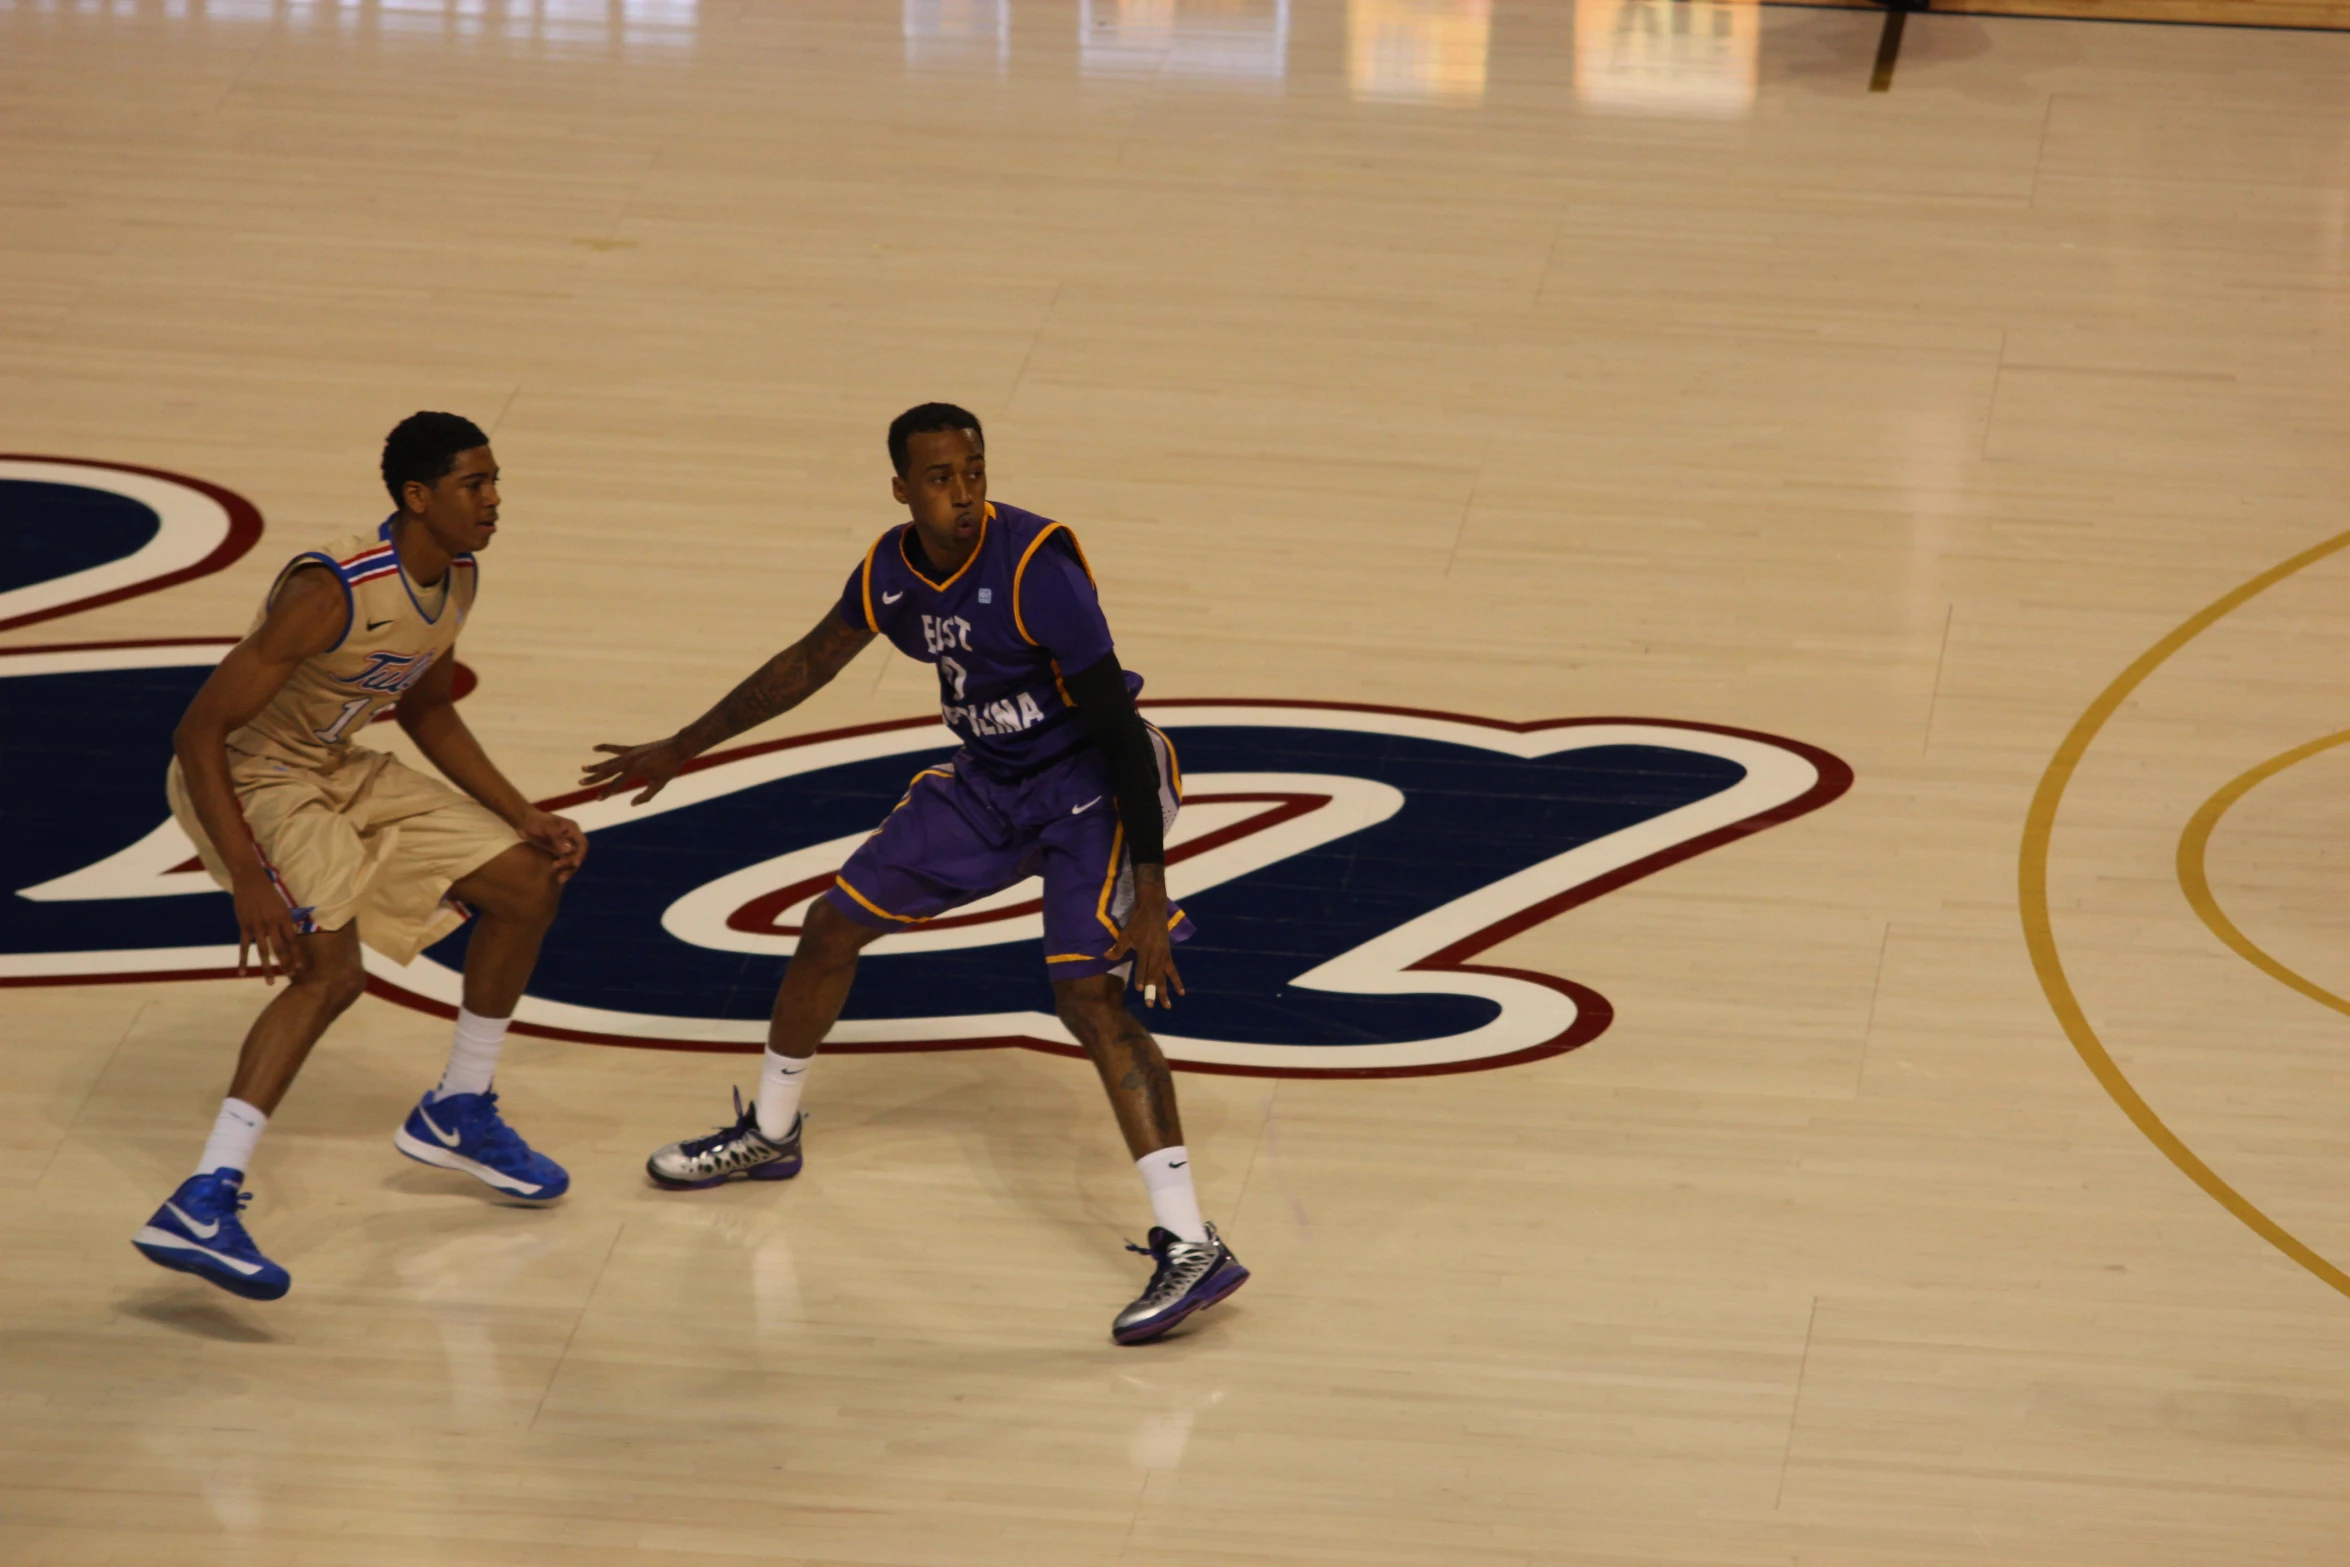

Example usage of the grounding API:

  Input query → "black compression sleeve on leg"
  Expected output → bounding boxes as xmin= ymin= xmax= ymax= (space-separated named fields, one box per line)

xmin=1064 ymin=652 xmax=1166 ymax=866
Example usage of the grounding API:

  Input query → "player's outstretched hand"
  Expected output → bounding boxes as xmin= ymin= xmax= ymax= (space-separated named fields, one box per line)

xmin=230 ymin=868 xmax=305 ymax=986
xmin=581 ymin=735 xmax=693 ymax=805
xmin=1107 ymin=864 xmax=1184 ymax=1010
xmin=516 ymin=808 xmax=589 ymax=883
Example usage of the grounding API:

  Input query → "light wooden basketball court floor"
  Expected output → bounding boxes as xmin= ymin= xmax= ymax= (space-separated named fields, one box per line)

xmin=6 ymin=2 xmax=2350 ymax=1562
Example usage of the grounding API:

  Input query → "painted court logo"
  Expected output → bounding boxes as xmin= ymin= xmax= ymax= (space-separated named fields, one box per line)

xmin=1 ymin=637 xmax=1852 ymax=1078
xmin=0 ymin=460 xmax=1852 ymax=1078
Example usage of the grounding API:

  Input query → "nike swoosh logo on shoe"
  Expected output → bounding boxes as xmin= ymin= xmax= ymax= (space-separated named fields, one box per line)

xmin=881 ymin=590 xmax=904 ymax=604
xmin=163 ymin=1201 xmax=220 ymax=1239
xmin=417 ymin=1102 xmax=464 ymax=1147
xmin=1073 ymin=796 xmax=1101 ymax=814
xmin=136 ymin=1228 xmax=263 ymax=1274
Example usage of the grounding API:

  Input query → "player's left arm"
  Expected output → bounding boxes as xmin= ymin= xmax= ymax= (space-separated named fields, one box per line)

xmin=1024 ymin=535 xmax=1180 ymax=1006
xmin=1065 ymin=653 xmax=1182 ymax=1008
xmin=394 ymin=651 xmax=587 ymax=881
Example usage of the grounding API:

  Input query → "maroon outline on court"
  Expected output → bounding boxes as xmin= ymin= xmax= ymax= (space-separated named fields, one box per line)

xmin=0 ymin=659 xmax=1852 ymax=1076
xmin=0 ymin=456 xmax=265 ymax=632
xmin=363 ymin=700 xmax=1856 ymax=1080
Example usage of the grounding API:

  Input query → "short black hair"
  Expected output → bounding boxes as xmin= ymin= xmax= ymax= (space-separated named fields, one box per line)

xmin=381 ymin=411 xmax=490 ymax=505
xmin=887 ymin=402 xmax=983 ymax=476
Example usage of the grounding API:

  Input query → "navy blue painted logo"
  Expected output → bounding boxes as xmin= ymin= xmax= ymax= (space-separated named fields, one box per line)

xmin=0 ymin=458 xmax=261 ymax=632
xmin=1 ymin=645 xmax=1849 ymax=1077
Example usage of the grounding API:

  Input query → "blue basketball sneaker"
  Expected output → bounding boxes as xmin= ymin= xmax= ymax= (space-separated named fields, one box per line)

xmin=131 ymin=1170 xmax=291 ymax=1301
xmin=1112 ymin=1224 xmax=1249 ymax=1345
xmin=394 ymin=1089 xmax=569 ymax=1200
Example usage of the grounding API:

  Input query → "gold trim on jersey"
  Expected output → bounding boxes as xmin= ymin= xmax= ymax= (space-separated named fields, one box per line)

xmin=1013 ymin=521 xmax=1094 ymax=647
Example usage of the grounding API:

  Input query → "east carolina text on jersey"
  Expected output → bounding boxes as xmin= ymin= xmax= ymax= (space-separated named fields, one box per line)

xmin=841 ymin=502 xmax=1128 ymax=773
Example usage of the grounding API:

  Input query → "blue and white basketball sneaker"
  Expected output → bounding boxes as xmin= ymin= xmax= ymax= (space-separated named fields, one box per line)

xmin=645 ymin=1087 xmax=803 ymax=1189
xmin=131 ymin=1170 xmax=291 ymax=1301
xmin=394 ymin=1089 xmax=569 ymax=1201
xmin=1112 ymin=1224 xmax=1249 ymax=1345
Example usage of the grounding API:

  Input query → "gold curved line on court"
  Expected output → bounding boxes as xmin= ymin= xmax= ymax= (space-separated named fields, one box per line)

xmin=2178 ymin=729 xmax=2350 ymax=1021
xmin=2019 ymin=526 xmax=2350 ymax=1301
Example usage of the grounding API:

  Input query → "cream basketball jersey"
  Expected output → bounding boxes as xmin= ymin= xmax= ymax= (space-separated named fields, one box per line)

xmin=228 ymin=517 xmax=477 ymax=769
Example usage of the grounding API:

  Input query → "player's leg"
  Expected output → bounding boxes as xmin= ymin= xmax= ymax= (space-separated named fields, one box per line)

xmin=448 ymin=840 xmax=566 ymax=1018
xmin=359 ymin=769 xmax=570 ymax=1201
xmin=1035 ymin=743 xmax=1239 ymax=1344
xmin=139 ymin=770 xmax=372 ymax=1300
xmin=645 ymin=761 xmax=1009 ymax=1190
xmin=131 ymin=922 xmax=366 ymax=1302
xmin=1053 ymin=972 xmax=1186 ymax=1161
xmin=1053 ymin=976 xmax=1247 ymax=1345
xmin=645 ymin=897 xmax=885 ymax=1189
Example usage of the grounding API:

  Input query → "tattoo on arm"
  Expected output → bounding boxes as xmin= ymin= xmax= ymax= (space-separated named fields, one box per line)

xmin=682 ymin=612 xmax=872 ymax=755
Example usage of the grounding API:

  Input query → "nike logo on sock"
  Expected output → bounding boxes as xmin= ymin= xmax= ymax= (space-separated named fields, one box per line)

xmin=164 ymin=1201 xmax=221 ymax=1239
xmin=881 ymin=590 xmax=905 ymax=604
xmin=1073 ymin=796 xmax=1102 ymax=814
xmin=1168 ymin=1160 xmax=1187 ymax=1169
xmin=417 ymin=1101 xmax=464 ymax=1147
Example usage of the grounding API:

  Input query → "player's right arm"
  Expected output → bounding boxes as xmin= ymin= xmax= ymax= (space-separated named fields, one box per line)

xmin=171 ymin=565 xmax=349 ymax=984
xmin=581 ymin=606 xmax=874 ymax=805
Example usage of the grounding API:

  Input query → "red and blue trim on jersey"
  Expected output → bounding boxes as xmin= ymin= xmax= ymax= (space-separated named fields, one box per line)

xmin=339 ymin=542 xmax=400 ymax=588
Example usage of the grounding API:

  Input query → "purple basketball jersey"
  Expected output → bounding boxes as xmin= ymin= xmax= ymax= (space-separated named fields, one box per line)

xmin=836 ymin=501 xmax=1138 ymax=775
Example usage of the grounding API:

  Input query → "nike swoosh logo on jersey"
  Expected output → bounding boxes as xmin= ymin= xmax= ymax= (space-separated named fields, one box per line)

xmin=417 ymin=1101 xmax=464 ymax=1147
xmin=881 ymin=590 xmax=905 ymax=604
xmin=1073 ymin=796 xmax=1102 ymax=814
xmin=366 ymin=618 xmax=394 ymax=631
xmin=164 ymin=1201 xmax=221 ymax=1239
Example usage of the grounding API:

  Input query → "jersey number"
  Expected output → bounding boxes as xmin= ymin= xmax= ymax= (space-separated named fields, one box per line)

xmin=314 ymin=696 xmax=372 ymax=744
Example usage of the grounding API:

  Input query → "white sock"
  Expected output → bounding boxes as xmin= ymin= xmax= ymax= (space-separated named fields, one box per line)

xmin=436 ymin=1008 xmax=509 ymax=1100
xmin=1136 ymin=1145 xmax=1208 ymax=1244
xmin=196 ymin=1098 xmax=268 ymax=1178
xmin=756 ymin=1049 xmax=812 ymax=1141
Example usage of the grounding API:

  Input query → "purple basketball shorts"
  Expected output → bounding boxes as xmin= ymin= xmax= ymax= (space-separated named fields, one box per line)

xmin=823 ymin=729 xmax=1195 ymax=981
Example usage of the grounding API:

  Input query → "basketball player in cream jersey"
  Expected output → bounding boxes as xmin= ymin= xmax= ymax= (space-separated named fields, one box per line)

xmin=132 ymin=412 xmax=586 ymax=1301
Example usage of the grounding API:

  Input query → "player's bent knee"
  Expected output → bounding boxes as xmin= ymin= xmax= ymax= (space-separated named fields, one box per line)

xmin=1053 ymin=978 xmax=1125 ymax=1043
xmin=302 ymin=959 xmax=368 ymax=1015
xmin=459 ymin=845 xmax=565 ymax=925
xmin=800 ymin=898 xmax=881 ymax=964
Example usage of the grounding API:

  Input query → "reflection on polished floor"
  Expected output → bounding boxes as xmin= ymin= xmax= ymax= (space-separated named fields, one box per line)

xmin=7 ymin=1 xmax=2350 ymax=1563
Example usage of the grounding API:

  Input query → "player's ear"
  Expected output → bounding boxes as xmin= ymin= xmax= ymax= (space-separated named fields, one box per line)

xmin=401 ymin=477 xmax=432 ymax=515
xmin=890 ymin=473 xmax=910 ymax=506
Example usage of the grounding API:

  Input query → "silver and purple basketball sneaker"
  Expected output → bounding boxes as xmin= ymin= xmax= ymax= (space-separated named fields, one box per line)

xmin=645 ymin=1088 xmax=804 ymax=1190
xmin=1112 ymin=1224 xmax=1248 ymax=1345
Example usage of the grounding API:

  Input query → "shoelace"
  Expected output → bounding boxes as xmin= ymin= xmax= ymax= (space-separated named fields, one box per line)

xmin=678 ymin=1088 xmax=760 ymax=1159
xmin=459 ymin=1091 xmax=530 ymax=1160
xmin=186 ymin=1183 xmax=256 ymax=1234
xmin=1124 ymin=1236 xmax=1217 ymax=1307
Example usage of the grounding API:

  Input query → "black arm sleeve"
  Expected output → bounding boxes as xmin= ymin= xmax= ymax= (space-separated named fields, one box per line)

xmin=1064 ymin=651 xmax=1165 ymax=866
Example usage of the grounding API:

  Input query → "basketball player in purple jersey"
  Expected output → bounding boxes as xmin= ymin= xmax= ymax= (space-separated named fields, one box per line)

xmin=582 ymin=404 xmax=1247 ymax=1344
